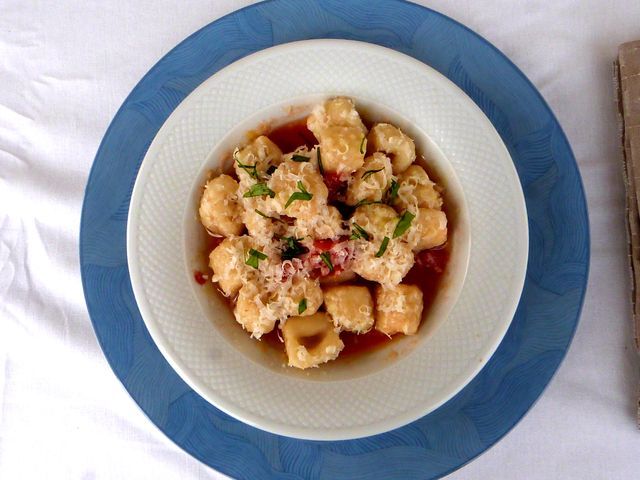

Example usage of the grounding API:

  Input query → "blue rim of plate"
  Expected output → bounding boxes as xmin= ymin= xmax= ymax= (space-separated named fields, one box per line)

xmin=79 ymin=1 xmax=589 ymax=478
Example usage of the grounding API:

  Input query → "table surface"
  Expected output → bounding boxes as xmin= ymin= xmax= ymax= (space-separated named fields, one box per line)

xmin=1 ymin=1 xmax=639 ymax=478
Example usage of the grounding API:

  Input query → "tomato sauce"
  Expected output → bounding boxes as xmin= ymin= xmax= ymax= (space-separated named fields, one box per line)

xmin=200 ymin=117 xmax=452 ymax=362
xmin=193 ymin=270 xmax=207 ymax=285
xmin=268 ymin=118 xmax=317 ymax=152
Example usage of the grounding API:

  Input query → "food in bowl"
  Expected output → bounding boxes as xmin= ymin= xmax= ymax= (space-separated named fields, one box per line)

xmin=197 ymin=97 xmax=450 ymax=369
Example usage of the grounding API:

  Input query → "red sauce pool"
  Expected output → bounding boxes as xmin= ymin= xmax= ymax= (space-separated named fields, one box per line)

xmin=200 ymin=117 xmax=452 ymax=361
xmin=268 ymin=118 xmax=318 ymax=152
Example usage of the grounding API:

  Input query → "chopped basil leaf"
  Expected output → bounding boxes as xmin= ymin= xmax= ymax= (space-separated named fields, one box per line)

xmin=350 ymin=222 xmax=371 ymax=241
xmin=393 ymin=211 xmax=415 ymax=238
xmin=319 ymin=252 xmax=334 ymax=272
xmin=243 ymin=183 xmax=275 ymax=198
xmin=361 ymin=167 xmax=384 ymax=181
xmin=387 ymin=179 xmax=400 ymax=203
xmin=359 ymin=136 xmax=366 ymax=154
xmin=254 ymin=209 xmax=283 ymax=222
xmin=251 ymin=248 xmax=267 ymax=260
xmin=281 ymin=236 xmax=308 ymax=260
xmin=292 ymin=154 xmax=310 ymax=162
xmin=234 ymin=150 xmax=260 ymax=180
xmin=317 ymin=147 xmax=324 ymax=175
xmin=284 ymin=181 xmax=313 ymax=208
xmin=375 ymin=236 xmax=390 ymax=257
xmin=354 ymin=199 xmax=383 ymax=208
xmin=266 ymin=165 xmax=277 ymax=175
xmin=298 ymin=298 xmax=307 ymax=314
xmin=245 ymin=248 xmax=267 ymax=269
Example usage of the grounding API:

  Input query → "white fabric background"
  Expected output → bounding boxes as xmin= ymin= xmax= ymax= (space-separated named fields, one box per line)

xmin=1 ymin=0 xmax=639 ymax=478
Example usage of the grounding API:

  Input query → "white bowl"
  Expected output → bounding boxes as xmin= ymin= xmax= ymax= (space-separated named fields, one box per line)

xmin=127 ymin=40 xmax=528 ymax=440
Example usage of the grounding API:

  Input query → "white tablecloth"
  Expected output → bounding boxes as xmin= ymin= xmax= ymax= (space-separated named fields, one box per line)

xmin=2 ymin=1 xmax=639 ymax=478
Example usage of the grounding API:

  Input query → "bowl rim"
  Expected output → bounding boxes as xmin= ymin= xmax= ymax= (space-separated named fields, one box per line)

xmin=126 ymin=38 xmax=528 ymax=440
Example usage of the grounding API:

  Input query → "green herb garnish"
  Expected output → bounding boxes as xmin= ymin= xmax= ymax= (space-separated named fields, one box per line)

xmin=393 ymin=211 xmax=415 ymax=238
xmin=354 ymin=199 xmax=383 ymax=208
xmin=281 ymin=236 xmax=308 ymax=260
xmin=255 ymin=209 xmax=283 ymax=222
xmin=359 ymin=136 xmax=366 ymax=154
xmin=350 ymin=222 xmax=371 ymax=241
xmin=284 ymin=181 xmax=313 ymax=208
xmin=245 ymin=248 xmax=267 ymax=269
xmin=243 ymin=183 xmax=275 ymax=198
xmin=375 ymin=236 xmax=390 ymax=257
xmin=361 ymin=167 xmax=384 ymax=181
xmin=234 ymin=150 xmax=260 ymax=180
xmin=319 ymin=252 xmax=334 ymax=272
xmin=292 ymin=154 xmax=310 ymax=162
xmin=317 ymin=147 xmax=324 ymax=175
xmin=298 ymin=298 xmax=307 ymax=314
xmin=387 ymin=179 xmax=400 ymax=203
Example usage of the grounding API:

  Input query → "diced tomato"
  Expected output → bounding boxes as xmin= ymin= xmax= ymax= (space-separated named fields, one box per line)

xmin=416 ymin=249 xmax=448 ymax=273
xmin=313 ymin=238 xmax=336 ymax=251
xmin=305 ymin=239 xmax=354 ymax=278
xmin=194 ymin=270 xmax=207 ymax=285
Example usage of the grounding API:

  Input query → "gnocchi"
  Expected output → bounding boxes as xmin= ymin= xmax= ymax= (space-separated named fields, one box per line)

xmin=345 ymin=152 xmax=393 ymax=206
xmin=323 ymin=285 xmax=374 ymax=333
xmin=199 ymin=175 xmax=244 ymax=236
xmin=394 ymin=165 xmax=443 ymax=212
xmin=267 ymin=160 xmax=328 ymax=219
xmin=367 ymin=123 xmax=416 ymax=174
xmin=307 ymin=98 xmax=367 ymax=175
xmin=197 ymin=98 xmax=450 ymax=369
xmin=209 ymin=236 xmax=256 ymax=297
xmin=234 ymin=281 xmax=275 ymax=338
xmin=234 ymin=135 xmax=283 ymax=187
xmin=282 ymin=312 xmax=344 ymax=369
xmin=279 ymin=276 xmax=324 ymax=318
xmin=405 ymin=208 xmax=448 ymax=252
xmin=375 ymin=284 xmax=424 ymax=336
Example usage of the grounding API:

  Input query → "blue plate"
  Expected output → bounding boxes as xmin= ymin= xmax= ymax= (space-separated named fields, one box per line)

xmin=80 ymin=1 xmax=589 ymax=478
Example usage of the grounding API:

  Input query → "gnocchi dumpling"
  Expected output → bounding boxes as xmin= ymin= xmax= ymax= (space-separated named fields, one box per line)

xmin=282 ymin=312 xmax=344 ymax=369
xmin=266 ymin=161 xmax=328 ymax=219
xmin=345 ymin=152 xmax=393 ymax=206
xmin=199 ymin=174 xmax=244 ymax=236
xmin=241 ymin=202 xmax=289 ymax=239
xmin=394 ymin=165 xmax=443 ymax=212
xmin=234 ymin=135 xmax=283 ymax=187
xmin=291 ymin=205 xmax=345 ymax=239
xmin=322 ymin=97 xmax=367 ymax=132
xmin=278 ymin=275 xmax=324 ymax=317
xmin=323 ymin=285 xmax=374 ymax=333
xmin=307 ymin=98 xmax=367 ymax=175
xmin=367 ymin=123 xmax=416 ymax=174
xmin=405 ymin=208 xmax=448 ymax=252
xmin=351 ymin=204 xmax=398 ymax=239
xmin=307 ymin=97 xmax=367 ymax=133
xmin=375 ymin=284 xmax=424 ymax=336
xmin=208 ymin=236 xmax=256 ymax=297
xmin=351 ymin=238 xmax=414 ymax=287
xmin=350 ymin=204 xmax=415 ymax=287
xmin=234 ymin=281 xmax=276 ymax=338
